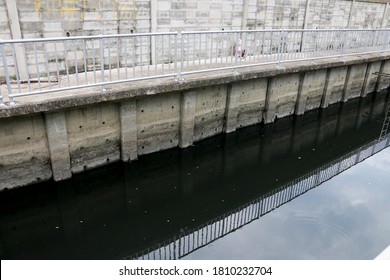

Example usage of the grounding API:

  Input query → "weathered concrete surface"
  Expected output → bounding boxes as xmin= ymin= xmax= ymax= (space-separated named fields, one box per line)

xmin=0 ymin=114 xmax=51 ymax=189
xmin=362 ymin=61 xmax=382 ymax=97
xmin=137 ymin=92 xmax=180 ymax=155
xmin=343 ymin=63 xmax=367 ymax=101
xmin=120 ymin=100 xmax=138 ymax=162
xmin=179 ymin=91 xmax=196 ymax=148
xmin=1 ymin=53 xmax=390 ymax=190
xmin=44 ymin=111 xmax=72 ymax=181
xmin=322 ymin=66 xmax=348 ymax=107
xmin=225 ymin=78 xmax=267 ymax=132
xmin=236 ymin=78 xmax=267 ymax=128
xmin=66 ymin=103 xmax=120 ymax=173
xmin=296 ymin=69 xmax=327 ymax=115
xmin=264 ymin=74 xmax=300 ymax=123
xmin=194 ymin=85 xmax=227 ymax=141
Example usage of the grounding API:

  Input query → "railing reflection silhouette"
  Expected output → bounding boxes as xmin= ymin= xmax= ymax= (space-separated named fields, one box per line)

xmin=129 ymin=133 xmax=390 ymax=260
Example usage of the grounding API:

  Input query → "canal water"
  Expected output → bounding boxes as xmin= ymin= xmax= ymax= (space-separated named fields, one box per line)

xmin=0 ymin=90 xmax=389 ymax=260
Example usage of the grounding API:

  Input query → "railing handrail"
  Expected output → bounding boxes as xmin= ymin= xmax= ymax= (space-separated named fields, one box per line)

xmin=0 ymin=28 xmax=388 ymax=44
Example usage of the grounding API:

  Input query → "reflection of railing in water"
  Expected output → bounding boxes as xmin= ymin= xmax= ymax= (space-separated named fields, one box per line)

xmin=128 ymin=133 xmax=390 ymax=260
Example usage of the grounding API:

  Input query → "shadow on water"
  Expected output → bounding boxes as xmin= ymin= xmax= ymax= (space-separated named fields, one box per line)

xmin=0 ymin=90 xmax=389 ymax=260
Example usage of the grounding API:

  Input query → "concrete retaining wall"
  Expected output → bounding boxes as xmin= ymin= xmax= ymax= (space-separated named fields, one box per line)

xmin=0 ymin=56 xmax=390 ymax=190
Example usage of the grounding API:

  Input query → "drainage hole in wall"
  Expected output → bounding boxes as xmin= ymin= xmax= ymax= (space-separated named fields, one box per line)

xmin=141 ymin=130 xmax=145 ymax=133
xmin=202 ymin=117 xmax=205 ymax=121
xmin=27 ymin=137 xmax=31 ymax=140
xmin=141 ymin=109 xmax=144 ymax=113
xmin=142 ymin=146 xmax=144 ymax=149
xmin=171 ymin=124 xmax=174 ymax=127
xmin=105 ymin=139 xmax=109 ymax=142
xmin=83 ymin=165 xmax=87 ymax=170
xmin=102 ymin=122 xmax=105 ymax=125
xmin=216 ymin=100 xmax=219 ymax=103
xmin=36 ymin=177 xmax=41 ymax=181
xmin=106 ymin=158 xmax=110 ymax=162
xmin=79 ymin=125 xmax=82 ymax=129
xmin=171 ymin=106 xmax=174 ymax=109
xmin=170 ymin=139 xmax=173 ymax=143
xmin=201 ymin=133 xmax=204 ymax=136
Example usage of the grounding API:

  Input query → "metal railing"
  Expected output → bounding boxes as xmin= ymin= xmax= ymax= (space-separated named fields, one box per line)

xmin=1 ymin=28 xmax=390 ymax=106
xmin=127 ymin=133 xmax=390 ymax=260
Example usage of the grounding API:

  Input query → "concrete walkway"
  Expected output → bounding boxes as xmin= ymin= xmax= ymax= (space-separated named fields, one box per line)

xmin=1 ymin=50 xmax=390 ymax=118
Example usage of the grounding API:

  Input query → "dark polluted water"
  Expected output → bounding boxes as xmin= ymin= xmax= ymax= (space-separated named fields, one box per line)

xmin=0 ymin=91 xmax=390 ymax=260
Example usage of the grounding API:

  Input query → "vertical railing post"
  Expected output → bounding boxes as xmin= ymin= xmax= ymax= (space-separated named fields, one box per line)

xmin=0 ymin=41 xmax=15 ymax=105
xmin=339 ymin=29 xmax=346 ymax=61
xmin=174 ymin=32 xmax=178 ymax=81
xmin=277 ymin=30 xmax=281 ymax=66
xmin=180 ymin=32 xmax=184 ymax=81
xmin=382 ymin=29 xmax=390 ymax=54
xmin=234 ymin=32 xmax=238 ymax=70
xmin=276 ymin=29 xmax=285 ymax=69
xmin=99 ymin=35 xmax=106 ymax=92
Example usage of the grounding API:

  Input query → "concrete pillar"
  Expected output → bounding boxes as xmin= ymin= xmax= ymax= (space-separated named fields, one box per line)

xmin=4 ymin=0 xmax=28 ymax=80
xmin=376 ymin=60 xmax=390 ymax=92
xmin=241 ymin=0 xmax=249 ymax=30
xmin=347 ymin=0 xmax=356 ymax=28
xmin=120 ymin=100 xmax=138 ymax=162
xmin=224 ymin=84 xmax=240 ymax=133
xmin=44 ymin=111 xmax=72 ymax=181
xmin=381 ymin=3 xmax=389 ymax=28
xmin=300 ymin=0 xmax=311 ymax=51
xmin=361 ymin=61 xmax=381 ymax=97
xmin=295 ymin=74 xmax=306 ymax=116
xmin=179 ymin=90 xmax=196 ymax=148
xmin=302 ymin=0 xmax=311 ymax=29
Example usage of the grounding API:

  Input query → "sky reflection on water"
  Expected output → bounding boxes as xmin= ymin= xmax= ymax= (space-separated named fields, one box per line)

xmin=184 ymin=148 xmax=390 ymax=260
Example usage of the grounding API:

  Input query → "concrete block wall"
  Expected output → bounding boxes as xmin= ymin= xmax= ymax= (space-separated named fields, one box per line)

xmin=0 ymin=0 xmax=388 ymax=39
xmin=351 ymin=2 xmax=385 ymax=28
